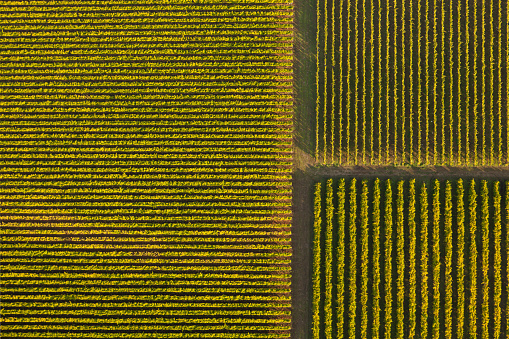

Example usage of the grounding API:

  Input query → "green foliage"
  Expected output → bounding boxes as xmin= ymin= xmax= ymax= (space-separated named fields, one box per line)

xmin=360 ymin=180 xmax=369 ymax=338
xmin=506 ymin=181 xmax=509 ymax=335
xmin=315 ymin=0 xmax=322 ymax=162
xmin=473 ymin=0 xmax=479 ymax=165
xmin=444 ymin=181 xmax=453 ymax=338
xmin=420 ymin=182 xmax=429 ymax=339
xmin=312 ymin=182 xmax=322 ymax=339
xmin=325 ymin=180 xmax=334 ymax=339
xmin=337 ymin=179 xmax=346 ymax=339
xmin=349 ymin=179 xmax=358 ymax=338
xmin=492 ymin=182 xmax=501 ymax=338
xmin=456 ymin=179 xmax=465 ymax=338
xmin=468 ymin=179 xmax=478 ymax=337
xmin=432 ymin=180 xmax=440 ymax=338
xmin=395 ymin=181 xmax=405 ymax=338
xmin=481 ymin=180 xmax=490 ymax=336
xmin=432 ymin=1 xmax=439 ymax=165
xmin=371 ymin=178 xmax=381 ymax=338
xmin=384 ymin=179 xmax=393 ymax=339
xmin=407 ymin=179 xmax=417 ymax=338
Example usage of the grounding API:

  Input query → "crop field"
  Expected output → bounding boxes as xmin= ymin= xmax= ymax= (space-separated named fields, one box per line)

xmin=0 ymin=0 xmax=293 ymax=338
xmin=313 ymin=178 xmax=509 ymax=338
xmin=315 ymin=0 xmax=509 ymax=166
xmin=4 ymin=0 xmax=509 ymax=337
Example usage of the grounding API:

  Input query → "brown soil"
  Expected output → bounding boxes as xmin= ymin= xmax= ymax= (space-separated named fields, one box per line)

xmin=309 ymin=164 xmax=509 ymax=181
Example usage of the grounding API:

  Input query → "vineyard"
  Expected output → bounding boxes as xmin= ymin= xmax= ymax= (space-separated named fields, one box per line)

xmin=315 ymin=0 xmax=509 ymax=166
xmin=4 ymin=0 xmax=509 ymax=337
xmin=313 ymin=178 xmax=509 ymax=338
xmin=0 ymin=0 xmax=293 ymax=337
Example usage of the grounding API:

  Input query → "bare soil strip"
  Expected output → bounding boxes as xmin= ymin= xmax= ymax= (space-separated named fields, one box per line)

xmin=309 ymin=165 xmax=509 ymax=181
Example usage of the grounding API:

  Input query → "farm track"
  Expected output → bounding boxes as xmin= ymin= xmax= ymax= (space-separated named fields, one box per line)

xmin=310 ymin=165 xmax=509 ymax=181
